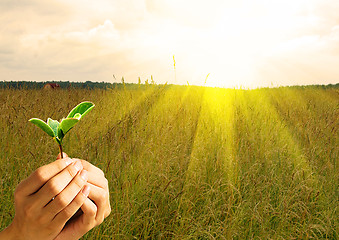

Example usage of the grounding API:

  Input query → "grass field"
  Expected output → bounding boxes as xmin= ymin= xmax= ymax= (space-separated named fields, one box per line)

xmin=0 ymin=85 xmax=338 ymax=239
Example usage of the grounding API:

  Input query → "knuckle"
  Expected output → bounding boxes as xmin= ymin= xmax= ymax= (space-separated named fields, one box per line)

xmin=23 ymin=204 xmax=35 ymax=219
xmin=23 ymin=207 xmax=30 ymax=217
xmin=88 ymin=204 xmax=97 ymax=217
xmin=96 ymin=190 xmax=107 ymax=205
xmin=74 ymin=193 xmax=86 ymax=206
xmin=66 ymin=165 xmax=78 ymax=178
xmin=102 ymin=190 xmax=108 ymax=200
xmin=14 ymin=187 xmax=23 ymax=203
xmin=73 ymin=176 xmax=85 ymax=189
xmin=36 ymin=214 xmax=48 ymax=225
xmin=104 ymin=206 xmax=111 ymax=218
xmin=54 ymin=195 xmax=69 ymax=209
xmin=46 ymin=223 xmax=57 ymax=232
xmin=96 ymin=215 xmax=104 ymax=225
xmin=99 ymin=169 xmax=105 ymax=177
xmin=61 ymin=206 xmax=74 ymax=220
xmin=103 ymin=178 xmax=109 ymax=188
xmin=47 ymin=180 xmax=61 ymax=196
xmin=56 ymin=159 xmax=68 ymax=170
xmin=34 ymin=167 xmax=48 ymax=183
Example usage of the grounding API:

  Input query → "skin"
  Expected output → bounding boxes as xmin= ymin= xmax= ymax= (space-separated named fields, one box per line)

xmin=0 ymin=153 xmax=111 ymax=240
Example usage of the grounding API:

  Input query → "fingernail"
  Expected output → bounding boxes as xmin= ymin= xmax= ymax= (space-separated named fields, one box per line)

xmin=80 ymin=170 xmax=88 ymax=181
xmin=64 ymin=158 xmax=73 ymax=166
xmin=82 ymin=185 xmax=90 ymax=197
xmin=74 ymin=160 xmax=82 ymax=172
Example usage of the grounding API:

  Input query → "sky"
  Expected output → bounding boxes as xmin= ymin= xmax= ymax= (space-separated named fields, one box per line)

xmin=1 ymin=0 xmax=339 ymax=88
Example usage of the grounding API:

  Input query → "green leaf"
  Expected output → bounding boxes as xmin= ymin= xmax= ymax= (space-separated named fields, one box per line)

xmin=59 ymin=118 xmax=79 ymax=135
xmin=67 ymin=102 xmax=95 ymax=119
xmin=47 ymin=118 xmax=59 ymax=138
xmin=74 ymin=113 xmax=81 ymax=119
xmin=29 ymin=118 xmax=55 ymax=137
xmin=29 ymin=101 xmax=94 ymax=149
xmin=57 ymin=124 xmax=65 ymax=141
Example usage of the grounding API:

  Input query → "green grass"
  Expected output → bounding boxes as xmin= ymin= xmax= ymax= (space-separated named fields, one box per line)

xmin=0 ymin=85 xmax=338 ymax=239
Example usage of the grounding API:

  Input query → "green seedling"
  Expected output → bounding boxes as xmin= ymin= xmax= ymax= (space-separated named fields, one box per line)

xmin=29 ymin=101 xmax=95 ymax=159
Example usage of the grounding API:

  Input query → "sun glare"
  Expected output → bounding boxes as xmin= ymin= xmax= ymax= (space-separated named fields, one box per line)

xmin=158 ymin=0 xmax=317 ymax=88
xmin=2 ymin=0 xmax=336 ymax=87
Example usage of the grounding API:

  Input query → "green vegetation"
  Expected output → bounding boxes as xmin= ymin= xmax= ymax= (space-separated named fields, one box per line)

xmin=29 ymin=101 xmax=95 ymax=158
xmin=0 ymin=85 xmax=338 ymax=239
xmin=0 ymin=80 xmax=122 ymax=89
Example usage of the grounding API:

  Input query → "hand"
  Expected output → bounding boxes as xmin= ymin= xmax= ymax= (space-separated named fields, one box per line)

xmin=54 ymin=153 xmax=111 ymax=240
xmin=0 ymin=157 xmax=90 ymax=240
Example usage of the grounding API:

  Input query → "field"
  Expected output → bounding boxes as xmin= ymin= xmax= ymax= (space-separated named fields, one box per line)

xmin=0 ymin=85 xmax=338 ymax=239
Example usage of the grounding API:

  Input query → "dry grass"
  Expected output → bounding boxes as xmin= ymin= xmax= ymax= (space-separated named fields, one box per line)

xmin=0 ymin=85 xmax=338 ymax=239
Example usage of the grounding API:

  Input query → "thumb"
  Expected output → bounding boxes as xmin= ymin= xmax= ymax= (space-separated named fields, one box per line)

xmin=57 ymin=152 xmax=68 ymax=160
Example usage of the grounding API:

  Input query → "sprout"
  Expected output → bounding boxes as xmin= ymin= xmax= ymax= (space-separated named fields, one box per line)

xmin=29 ymin=101 xmax=95 ymax=158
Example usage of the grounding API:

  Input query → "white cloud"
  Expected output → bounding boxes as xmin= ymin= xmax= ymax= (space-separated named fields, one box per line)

xmin=255 ymin=24 xmax=339 ymax=86
xmin=0 ymin=0 xmax=339 ymax=86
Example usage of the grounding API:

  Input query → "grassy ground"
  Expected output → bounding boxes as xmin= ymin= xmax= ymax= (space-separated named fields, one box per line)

xmin=0 ymin=85 xmax=338 ymax=239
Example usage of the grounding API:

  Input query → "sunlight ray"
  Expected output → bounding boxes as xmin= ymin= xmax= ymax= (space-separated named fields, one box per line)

xmin=177 ymin=88 xmax=239 ymax=234
xmin=229 ymin=89 xmax=328 ymax=235
xmin=267 ymin=87 xmax=338 ymax=193
xmin=246 ymin=89 xmax=318 ymax=184
xmin=203 ymin=88 xmax=237 ymax=183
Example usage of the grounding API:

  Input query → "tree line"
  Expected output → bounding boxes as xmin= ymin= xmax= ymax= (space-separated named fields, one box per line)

xmin=0 ymin=80 xmax=338 ymax=90
xmin=0 ymin=81 xmax=125 ymax=89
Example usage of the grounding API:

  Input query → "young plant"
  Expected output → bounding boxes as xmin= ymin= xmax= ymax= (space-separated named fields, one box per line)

xmin=29 ymin=101 xmax=95 ymax=159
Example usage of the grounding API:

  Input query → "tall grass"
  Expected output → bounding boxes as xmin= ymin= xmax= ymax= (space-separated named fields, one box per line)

xmin=0 ymin=85 xmax=338 ymax=239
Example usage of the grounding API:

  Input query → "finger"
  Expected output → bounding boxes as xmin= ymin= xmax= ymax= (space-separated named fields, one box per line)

xmin=44 ymin=169 xmax=88 ymax=220
xmin=77 ymin=159 xmax=105 ymax=176
xmin=53 ymin=184 xmax=91 ymax=226
xmin=73 ymin=159 xmax=106 ymax=188
xmin=87 ymin=183 xmax=110 ymax=220
xmin=16 ymin=158 xmax=74 ymax=196
xmin=86 ymin=170 xmax=109 ymax=189
xmin=33 ymin=160 xmax=83 ymax=206
xmin=57 ymin=152 xmax=69 ymax=160
xmin=80 ymin=197 xmax=97 ymax=228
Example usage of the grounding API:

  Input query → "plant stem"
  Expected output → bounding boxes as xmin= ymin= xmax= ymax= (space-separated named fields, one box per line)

xmin=59 ymin=144 xmax=63 ymax=159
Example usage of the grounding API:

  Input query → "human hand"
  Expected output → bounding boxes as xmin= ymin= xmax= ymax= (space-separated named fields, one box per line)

xmin=54 ymin=153 xmax=111 ymax=240
xmin=1 ymin=156 xmax=90 ymax=240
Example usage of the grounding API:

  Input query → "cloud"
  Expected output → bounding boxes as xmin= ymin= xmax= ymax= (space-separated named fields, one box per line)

xmin=145 ymin=0 xmax=230 ymax=28
xmin=16 ymin=20 xmax=122 ymax=71
xmin=256 ymin=24 xmax=339 ymax=86
xmin=1 ymin=13 xmax=175 ymax=83
xmin=0 ymin=0 xmax=71 ymax=31
xmin=0 ymin=0 xmax=339 ymax=86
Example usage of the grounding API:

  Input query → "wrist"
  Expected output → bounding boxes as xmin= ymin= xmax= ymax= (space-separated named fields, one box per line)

xmin=0 ymin=223 xmax=20 ymax=240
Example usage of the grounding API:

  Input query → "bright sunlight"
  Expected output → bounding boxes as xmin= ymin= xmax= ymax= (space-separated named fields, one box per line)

xmin=1 ymin=0 xmax=339 ymax=87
